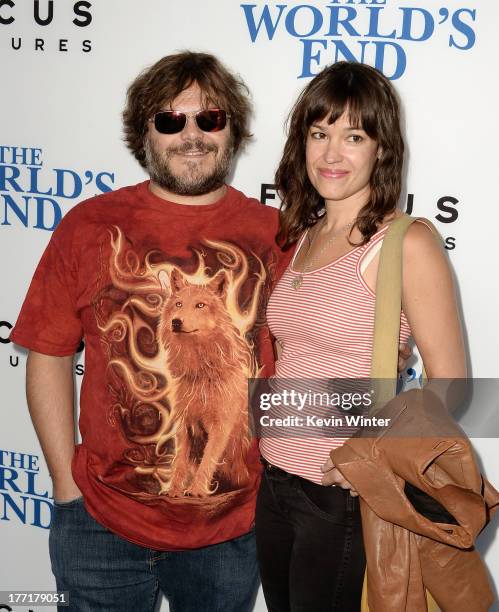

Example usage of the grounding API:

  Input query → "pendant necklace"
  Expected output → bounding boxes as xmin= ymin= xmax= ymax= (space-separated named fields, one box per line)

xmin=291 ymin=218 xmax=354 ymax=290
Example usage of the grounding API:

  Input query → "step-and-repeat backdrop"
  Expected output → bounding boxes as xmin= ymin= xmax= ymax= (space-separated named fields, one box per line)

xmin=1 ymin=1 xmax=498 ymax=610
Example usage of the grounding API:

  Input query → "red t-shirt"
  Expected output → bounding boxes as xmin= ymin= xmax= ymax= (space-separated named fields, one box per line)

xmin=11 ymin=180 xmax=289 ymax=550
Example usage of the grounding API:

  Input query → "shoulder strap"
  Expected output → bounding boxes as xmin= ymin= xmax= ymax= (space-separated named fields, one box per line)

xmin=370 ymin=214 xmax=416 ymax=412
xmin=369 ymin=215 xmax=441 ymax=412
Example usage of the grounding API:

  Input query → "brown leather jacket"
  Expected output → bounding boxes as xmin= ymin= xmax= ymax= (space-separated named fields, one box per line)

xmin=331 ymin=387 xmax=499 ymax=611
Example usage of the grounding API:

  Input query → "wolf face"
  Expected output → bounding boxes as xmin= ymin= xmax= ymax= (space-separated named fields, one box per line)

xmin=158 ymin=268 xmax=230 ymax=345
xmin=158 ymin=268 xmax=245 ymax=383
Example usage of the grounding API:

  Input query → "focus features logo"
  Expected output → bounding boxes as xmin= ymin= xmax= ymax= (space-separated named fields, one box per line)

xmin=0 ymin=0 xmax=93 ymax=54
xmin=406 ymin=193 xmax=458 ymax=250
xmin=261 ymin=186 xmax=459 ymax=251
xmin=241 ymin=0 xmax=476 ymax=80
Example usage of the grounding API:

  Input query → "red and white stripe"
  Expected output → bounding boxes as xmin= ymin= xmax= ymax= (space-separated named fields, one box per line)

xmin=260 ymin=226 xmax=412 ymax=483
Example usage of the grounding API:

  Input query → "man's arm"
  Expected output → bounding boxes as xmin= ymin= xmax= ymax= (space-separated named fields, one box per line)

xmin=26 ymin=351 xmax=82 ymax=502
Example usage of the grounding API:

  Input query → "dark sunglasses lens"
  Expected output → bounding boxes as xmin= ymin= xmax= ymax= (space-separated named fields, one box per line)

xmin=154 ymin=112 xmax=186 ymax=134
xmin=196 ymin=110 xmax=227 ymax=132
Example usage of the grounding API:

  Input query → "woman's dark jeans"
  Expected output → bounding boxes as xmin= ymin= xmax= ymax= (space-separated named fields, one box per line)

xmin=255 ymin=460 xmax=365 ymax=612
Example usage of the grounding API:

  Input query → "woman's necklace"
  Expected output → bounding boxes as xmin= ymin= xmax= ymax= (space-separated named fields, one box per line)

xmin=291 ymin=218 xmax=355 ymax=290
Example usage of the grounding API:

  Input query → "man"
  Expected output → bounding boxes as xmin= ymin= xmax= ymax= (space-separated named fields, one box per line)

xmin=11 ymin=51 xmax=285 ymax=611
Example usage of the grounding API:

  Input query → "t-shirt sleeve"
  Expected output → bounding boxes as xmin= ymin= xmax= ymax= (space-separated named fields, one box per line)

xmin=274 ymin=244 xmax=295 ymax=285
xmin=10 ymin=233 xmax=83 ymax=356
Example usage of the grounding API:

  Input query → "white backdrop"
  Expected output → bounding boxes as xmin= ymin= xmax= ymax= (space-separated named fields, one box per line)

xmin=1 ymin=1 xmax=498 ymax=610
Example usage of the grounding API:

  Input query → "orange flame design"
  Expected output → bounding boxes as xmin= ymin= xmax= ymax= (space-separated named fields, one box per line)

xmin=95 ymin=226 xmax=267 ymax=498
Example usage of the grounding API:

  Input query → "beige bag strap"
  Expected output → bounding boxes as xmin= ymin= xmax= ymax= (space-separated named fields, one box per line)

xmin=369 ymin=214 xmax=440 ymax=412
xmin=365 ymin=213 xmax=441 ymax=611
xmin=370 ymin=214 xmax=416 ymax=413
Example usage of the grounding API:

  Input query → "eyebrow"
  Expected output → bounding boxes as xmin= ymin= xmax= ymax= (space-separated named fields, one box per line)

xmin=310 ymin=123 xmax=365 ymax=131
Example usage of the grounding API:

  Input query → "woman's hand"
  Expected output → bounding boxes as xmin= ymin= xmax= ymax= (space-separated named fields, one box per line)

xmin=398 ymin=342 xmax=412 ymax=372
xmin=320 ymin=457 xmax=359 ymax=497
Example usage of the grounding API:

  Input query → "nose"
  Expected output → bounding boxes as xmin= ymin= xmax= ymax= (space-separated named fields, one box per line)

xmin=324 ymin=137 xmax=343 ymax=164
xmin=180 ymin=114 xmax=204 ymax=140
xmin=172 ymin=319 xmax=182 ymax=333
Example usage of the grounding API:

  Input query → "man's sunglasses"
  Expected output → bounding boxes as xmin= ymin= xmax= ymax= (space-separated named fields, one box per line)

xmin=150 ymin=109 xmax=229 ymax=135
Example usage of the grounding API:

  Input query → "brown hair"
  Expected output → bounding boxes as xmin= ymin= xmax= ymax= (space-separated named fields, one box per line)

xmin=276 ymin=61 xmax=404 ymax=249
xmin=123 ymin=51 xmax=252 ymax=168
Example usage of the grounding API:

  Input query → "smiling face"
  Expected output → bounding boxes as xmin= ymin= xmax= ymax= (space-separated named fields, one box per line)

xmin=305 ymin=110 xmax=380 ymax=211
xmin=145 ymin=82 xmax=233 ymax=200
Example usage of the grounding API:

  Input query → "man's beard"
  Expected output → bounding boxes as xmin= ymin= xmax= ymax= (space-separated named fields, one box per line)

xmin=144 ymin=137 xmax=233 ymax=196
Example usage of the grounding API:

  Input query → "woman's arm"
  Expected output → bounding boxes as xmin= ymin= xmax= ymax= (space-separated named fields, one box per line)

xmin=402 ymin=221 xmax=466 ymax=378
xmin=323 ymin=222 xmax=466 ymax=489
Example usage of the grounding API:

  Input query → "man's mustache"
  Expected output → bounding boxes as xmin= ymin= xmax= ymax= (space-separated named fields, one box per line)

xmin=166 ymin=140 xmax=218 ymax=155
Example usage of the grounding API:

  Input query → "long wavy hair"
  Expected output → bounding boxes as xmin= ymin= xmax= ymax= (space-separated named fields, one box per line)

xmin=276 ymin=61 xmax=404 ymax=249
xmin=123 ymin=51 xmax=252 ymax=169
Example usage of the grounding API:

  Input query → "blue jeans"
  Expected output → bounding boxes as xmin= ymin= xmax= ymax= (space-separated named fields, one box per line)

xmin=255 ymin=461 xmax=365 ymax=612
xmin=49 ymin=497 xmax=259 ymax=612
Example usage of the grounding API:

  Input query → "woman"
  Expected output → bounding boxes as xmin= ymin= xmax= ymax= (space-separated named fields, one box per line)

xmin=255 ymin=61 xmax=465 ymax=611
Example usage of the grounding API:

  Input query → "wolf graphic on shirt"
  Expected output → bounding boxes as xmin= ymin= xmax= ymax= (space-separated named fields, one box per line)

xmin=94 ymin=226 xmax=267 ymax=505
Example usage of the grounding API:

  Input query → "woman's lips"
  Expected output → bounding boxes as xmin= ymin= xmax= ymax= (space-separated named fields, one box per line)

xmin=318 ymin=168 xmax=349 ymax=178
